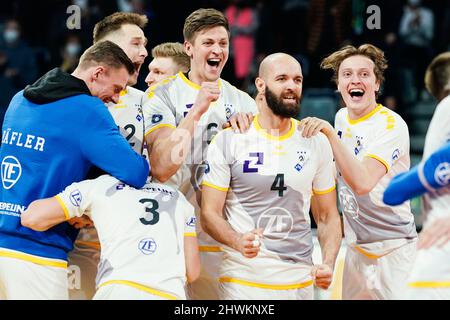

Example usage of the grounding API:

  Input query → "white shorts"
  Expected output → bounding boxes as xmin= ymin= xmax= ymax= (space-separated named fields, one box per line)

xmin=93 ymin=281 xmax=183 ymax=300
xmin=342 ymin=240 xmax=417 ymax=300
xmin=187 ymin=249 xmax=223 ymax=300
xmin=67 ymin=241 xmax=100 ymax=300
xmin=0 ymin=253 xmax=68 ymax=300
xmin=406 ymin=241 xmax=450 ymax=299
xmin=219 ymin=281 xmax=313 ymax=300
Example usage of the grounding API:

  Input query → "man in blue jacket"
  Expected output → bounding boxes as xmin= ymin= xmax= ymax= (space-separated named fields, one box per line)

xmin=0 ymin=40 xmax=149 ymax=299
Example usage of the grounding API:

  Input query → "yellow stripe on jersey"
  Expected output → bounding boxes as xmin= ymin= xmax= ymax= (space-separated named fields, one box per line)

xmin=75 ymin=241 xmax=101 ymax=250
xmin=144 ymin=124 xmax=176 ymax=137
xmin=54 ymin=195 xmax=70 ymax=220
xmin=346 ymin=104 xmax=383 ymax=125
xmin=254 ymin=115 xmax=295 ymax=141
xmin=365 ymin=154 xmax=390 ymax=173
xmin=354 ymin=246 xmax=382 ymax=259
xmin=184 ymin=232 xmax=197 ymax=237
xmin=98 ymin=280 xmax=178 ymax=300
xmin=199 ymin=246 xmax=222 ymax=252
xmin=313 ymin=185 xmax=336 ymax=195
xmin=119 ymin=89 xmax=127 ymax=96
xmin=408 ymin=281 xmax=450 ymax=288
xmin=202 ymin=181 xmax=229 ymax=192
xmin=0 ymin=249 xmax=68 ymax=268
xmin=219 ymin=277 xmax=314 ymax=290
xmin=179 ymin=72 xmax=221 ymax=90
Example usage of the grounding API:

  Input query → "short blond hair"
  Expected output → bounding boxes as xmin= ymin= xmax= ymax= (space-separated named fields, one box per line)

xmin=425 ymin=52 xmax=450 ymax=101
xmin=93 ymin=12 xmax=148 ymax=43
xmin=151 ymin=42 xmax=190 ymax=72
xmin=321 ymin=44 xmax=388 ymax=89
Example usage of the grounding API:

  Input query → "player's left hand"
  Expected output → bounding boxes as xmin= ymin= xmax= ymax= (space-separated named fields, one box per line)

xmin=68 ymin=215 xmax=94 ymax=229
xmin=418 ymin=217 xmax=450 ymax=249
xmin=311 ymin=264 xmax=333 ymax=290
xmin=223 ymin=112 xmax=254 ymax=133
xmin=299 ymin=117 xmax=334 ymax=138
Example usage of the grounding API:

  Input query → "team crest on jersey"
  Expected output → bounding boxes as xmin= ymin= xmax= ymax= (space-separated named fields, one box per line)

xmin=354 ymin=136 xmax=364 ymax=155
xmin=138 ymin=237 xmax=157 ymax=255
xmin=136 ymin=114 xmax=143 ymax=122
xmin=151 ymin=114 xmax=163 ymax=124
xmin=69 ymin=189 xmax=82 ymax=207
xmin=186 ymin=217 xmax=196 ymax=227
xmin=391 ymin=148 xmax=400 ymax=165
xmin=434 ymin=162 xmax=450 ymax=186
xmin=1 ymin=156 xmax=22 ymax=190
xmin=225 ymin=104 xmax=235 ymax=120
xmin=294 ymin=150 xmax=310 ymax=172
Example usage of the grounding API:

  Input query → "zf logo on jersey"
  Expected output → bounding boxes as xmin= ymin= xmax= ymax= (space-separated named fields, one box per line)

xmin=1 ymin=156 xmax=22 ymax=189
xmin=434 ymin=162 xmax=450 ymax=186
xmin=243 ymin=152 xmax=264 ymax=173
xmin=183 ymin=103 xmax=194 ymax=117
xmin=138 ymin=238 xmax=157 ymax=255
xmin=338 ymin=186 xmax=359 ymax=219
xmin=151 ymin=114 xmax=163 ymax=124
xmin=294 ymin=150 xmax=309 ymax=172
xmin=257 ymin=207 xmax=294 ymax=241
xmin=69 ymin=189 xmax=82 ymax=207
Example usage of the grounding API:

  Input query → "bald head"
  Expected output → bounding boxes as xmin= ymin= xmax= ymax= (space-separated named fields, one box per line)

xmin=258 ymin=53 xmax=302 ymax=81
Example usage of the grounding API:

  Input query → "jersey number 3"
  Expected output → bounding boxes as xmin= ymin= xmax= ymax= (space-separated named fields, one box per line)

xmin=139 ymin=198 xmax=159 ymax=225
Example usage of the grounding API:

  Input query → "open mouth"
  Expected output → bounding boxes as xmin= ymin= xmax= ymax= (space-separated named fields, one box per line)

xmin=282 ymin=94 xmax=298 ymax=103
xmin=349 ymin=88 xmax=365 ymax=100
xmin=207 ymin=58 xmax=221 ymax=68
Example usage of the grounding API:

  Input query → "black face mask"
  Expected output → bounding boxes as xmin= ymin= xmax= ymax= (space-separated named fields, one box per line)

xmin=265 ymin=86 xmax=300 ymax=118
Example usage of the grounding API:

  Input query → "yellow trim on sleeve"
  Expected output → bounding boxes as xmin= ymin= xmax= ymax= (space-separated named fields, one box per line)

xmin=98 ymin=280 xmax=178 ymax=300
xmin=253 ymin=115 xmax=295 ymax=141
xmin=0 ymin=249 xmax=68 ymax=268
xmin=219 ymin=277 xmax=314 ymax=290
xmin=144 ymin=124 xmax=176 ymax=137
xmin=313 ymin=185 xmax=336 ymax=195
xmin=184 ymin=232 xmax=197 ymax=237
xmin=54 ymin=195 xmax=70 ymax=220
xmin=346 ymin=104 xmax=383 ymax=125
xmin=408 ymin=281 xmax=450 ymax=288
xmin=202 ymin=181 xmax=229 ymax=192
xmin=199 ymin=246 xmax=222 ymax=252
xmin=354 ymin=246 xmax=382 ymax=259
xmin=75 ymin=241 xmax=101 ymax=250
xmin=365 ymin=153 xmax=390 ymax=173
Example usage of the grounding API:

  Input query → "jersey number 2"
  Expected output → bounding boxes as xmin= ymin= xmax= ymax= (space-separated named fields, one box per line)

xmin=271 ymin=173 xmax=287 ymax=197
xmin=139 ymin=198 xmax=159 ymax=225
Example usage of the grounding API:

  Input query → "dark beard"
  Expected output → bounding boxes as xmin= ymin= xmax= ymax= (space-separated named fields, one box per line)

xmin=265 ymin=87 xmax=300 ymax=118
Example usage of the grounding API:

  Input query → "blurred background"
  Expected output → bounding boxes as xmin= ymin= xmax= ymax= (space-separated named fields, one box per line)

xmin=0 ymin=0 xmax=448 ymax=228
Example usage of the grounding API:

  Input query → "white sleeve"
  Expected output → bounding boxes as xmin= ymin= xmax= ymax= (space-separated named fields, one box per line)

xmin=181 ymin=194 xmax=197 ymax=236
xmin=142 ymin=85 xmax=176 ymax=136
xmin=202 ymin=130 xmax=232 ymax=191
xmin=55 ymin=179 xmax=97 ymax=219
xmin=312 ymin=134 xmax=336 ymax=195
xmin=365 ymin=119 xmax=408 ymax=172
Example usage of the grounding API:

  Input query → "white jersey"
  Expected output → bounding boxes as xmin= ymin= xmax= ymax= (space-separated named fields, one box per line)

xmin=57 ymin=175 xmax=196 ymax=300
xmin=202 ymin=116 xmax=336 ymax=286
xmin=142 ymin=71 xmax=258 ymax=247
xmin=75 ymin=87 xmax=146 ymax=247
xmin=421 ymin=95 xmax=450 ymax=225
xmin=334 ymin=104 xmax=417 ymax=254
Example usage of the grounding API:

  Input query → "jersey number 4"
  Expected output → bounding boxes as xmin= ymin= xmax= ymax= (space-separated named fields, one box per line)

xmin=139 ymin=198 xmax=159 ymax=225
xmin=271 ymin=173 xmax=287 ymax=197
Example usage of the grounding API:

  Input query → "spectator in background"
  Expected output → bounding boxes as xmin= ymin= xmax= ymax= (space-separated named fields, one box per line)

xmin=399 ymin=0 xmax=434 ymax=101
xmin=0 ymin=19 xmax=38 ymax=101
xmin=225 ymin=0 xmax=259 ymax=90
xmin=60 ymin=34 xmax=82 ymax=74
